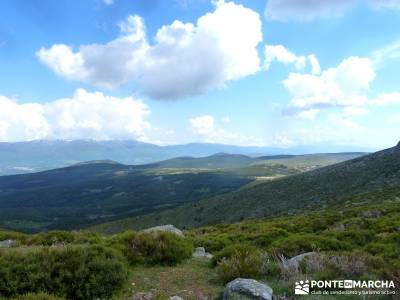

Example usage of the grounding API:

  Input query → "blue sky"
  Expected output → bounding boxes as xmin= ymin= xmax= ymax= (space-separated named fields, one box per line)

xmin=0 ymin=0 xmax=399 ymax=151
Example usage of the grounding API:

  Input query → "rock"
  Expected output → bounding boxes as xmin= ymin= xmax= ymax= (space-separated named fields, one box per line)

xmin=169 ymin=296 xmax=183 ymax=300
xmin=0 ymin=239 xmax=14 ymax=248
xmin=142 ymin=225 xmax=184 ymax=237
xmin=193 ymin=247 xmax=213 ymax=259
xmin=395 ymin=227 xmax=400 ymax=232
xmin=51 ymin=242 xmax=66 ymax=248
xmin=133 ymin=292 xmax=154 ymax=300
xmin=281 ymin=252 xmax=316 ymax=270
xmin=223 ymin=278 xmax=273 ymax=300
xmin=333 ymin=223 xmax=346 ymax=232
xmin=362 ymin=210 xmax=382 ymax=218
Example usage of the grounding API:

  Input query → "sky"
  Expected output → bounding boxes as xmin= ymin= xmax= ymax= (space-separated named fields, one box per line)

xmin=0 ymin=0 xmax=399 ymax=151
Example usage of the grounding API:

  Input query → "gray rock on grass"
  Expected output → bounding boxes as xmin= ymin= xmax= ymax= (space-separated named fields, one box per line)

xmin=142 ymin=225 xmax=184 ymax=237
xmin=223 ymin=278 xmax=273 ymax=300
xmin=281 ymin=252 xmax=316 ymax=270
xmin=0 ymin=239 xmax=14 ymax=248
xmin=193 ymin=247 xmax=213 ymax=259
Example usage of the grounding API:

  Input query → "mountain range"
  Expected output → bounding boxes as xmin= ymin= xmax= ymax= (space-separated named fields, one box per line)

xmin=0 ymin=139 xmax=374 ymax=175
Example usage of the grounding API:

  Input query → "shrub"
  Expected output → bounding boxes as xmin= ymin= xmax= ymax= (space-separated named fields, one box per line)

xmin=123 ymin=232 xmax=193 ymax=265
xmin=252 ymin=227 xmax=289 ymax=247
xmin=365 ymin=242 xmax=400 ymax=260
xmin=334 ymin=229 xmax=374 ymax=246
xmin=190 ymin=234 xmax=232 ymax=252
xmin=0 ymin=245 xmax=128 ymax=300
xmin=11 ymin=292 xmax=64 ymax=300
xmin=216 ymin=245 xmax=266 ymax=283
xmin=212 ymin=243 xmax=259 ymax=266
xmin=270 ymin=234 xmax=345 ymax=256
xmin=26 ymin=231 xmax=76 ymax=246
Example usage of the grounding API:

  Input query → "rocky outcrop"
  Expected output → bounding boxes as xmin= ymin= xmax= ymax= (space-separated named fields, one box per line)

xmin=281 ymin=252 xmax=316 ymax=270
xmin=223 ymin=278 xmax=273 ymax=300
xmin=142 ymin=225 xmax=184 ymax=237
xmin=169 ymin=296 xmax=183 ymax=300
xmin=193 ymin=247 xmax=213 ymax=259
xmin=0 ymin=239 xmax=14 ymax=248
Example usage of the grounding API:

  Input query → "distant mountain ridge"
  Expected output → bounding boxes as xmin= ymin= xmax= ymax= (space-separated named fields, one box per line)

xmin=91 ymin=143 xmax=400 ymax=233
xmin=0 ymin=139 xmax=374 ymax=175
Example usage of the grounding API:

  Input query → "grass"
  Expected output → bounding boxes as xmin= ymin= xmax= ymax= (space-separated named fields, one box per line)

xmin=1 ymin=198 xmax=399 ymax=299
xmin=128 ymin=259 xmax=223 ymax=300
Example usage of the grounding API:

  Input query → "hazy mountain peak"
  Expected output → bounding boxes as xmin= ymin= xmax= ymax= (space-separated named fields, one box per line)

xmin=74 ymin=160 xmax=122 ymax=166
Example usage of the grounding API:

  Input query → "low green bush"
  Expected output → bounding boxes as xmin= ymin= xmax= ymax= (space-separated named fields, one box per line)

xmin=0 ymin=245 xmax=128 ymax=300
xmin=121 ymin=231 xmax=193 ymax=266
xmin=216 ymin=245 xmax=265 ymax=283
xmin=190 ymin=234 xmax=232 ymax=252
xmin=26 ymin=231 xmax=76 ymax=246
xmin=22 ymin=230 xmax=103 ymax=247
xmin=270 ymin=233 xmax=346 ymax=256
xmin=212 ymin=243 xmax=259 ymax=266
xmin=11 ymin=292 xmax=64 ymax=300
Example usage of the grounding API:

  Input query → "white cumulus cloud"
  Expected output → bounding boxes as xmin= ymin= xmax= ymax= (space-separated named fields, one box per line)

xmin=264 ymin=44 xmax=321 ymax=74
xmin=190 ymin=115 xmax=263 ymax=146
xmin=0 ymin=89 xmax=151 ymax=142
xmin=37 ymin=1 xmax=262 ymax=100
xmin=284 ymin=56 xmax=375 ymax=115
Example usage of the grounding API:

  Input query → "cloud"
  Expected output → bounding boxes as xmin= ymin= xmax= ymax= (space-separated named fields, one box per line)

xmin=367 ymin=0 xmax=400 ymax=10
xmin=0 ymin=89 xmax=151 ymax=142
xmin=37 ymin=1 xmax=262 ymax=100
xmin=190 ymin=115 xmax=263 ymax=146
xmin=284 ymin=56 xmax=375 ymax=116
xmin=264 ymin=44 xmax=321 ymax=74
xmin=103 ymin=0 xmax=114 ymax=5
xmin=295 ymin=109 xmax=320 ymax=120
xmin=265 ymin=0 xmax=356 ymax=21
xmin=386 ymin=113 xmax=400 ymax=124
xmin=372 ymin=41 xmax=400 ymax=66
xmin=342 ymin=106 xmax=369 ymax=117
xmin=265 ymin=0 xmax=400 ymax=22
xmin=372 ymin=92 xmax=400 ymax=105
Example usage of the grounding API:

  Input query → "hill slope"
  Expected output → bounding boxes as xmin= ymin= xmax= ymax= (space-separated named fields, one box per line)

xmin=0 ymin=161 xmax=251 ymax=232
xmin=92 ymin=144 xmax=400 ymax=233
xmin=0 ymin=152 xmax=364 ymax=232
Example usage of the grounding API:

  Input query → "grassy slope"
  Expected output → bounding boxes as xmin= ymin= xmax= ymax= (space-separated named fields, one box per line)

xmin=90 ymin=146 xmax=398 ymax=233
xmin=124 ymin=197 xmax=400 ymax=299
xmin=3 ymin=192 xmax=398 ymax=300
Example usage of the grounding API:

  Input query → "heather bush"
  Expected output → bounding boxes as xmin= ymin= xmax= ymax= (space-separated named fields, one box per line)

xmin=120 ymin=231 xmax=193 ymax=265
xmin=215 ymin=245 xmax=269 ymax=283
xmin=11 ymin=292 xmax=64 ymax=300
xmin=0 ymin=245 xmax=128 ymax=299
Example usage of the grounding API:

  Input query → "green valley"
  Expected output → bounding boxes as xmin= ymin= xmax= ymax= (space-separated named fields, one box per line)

xmin=0 ymin=152 xmax=363 ymax=232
